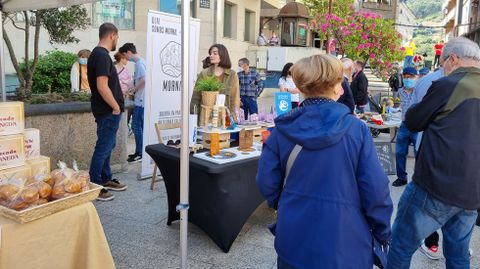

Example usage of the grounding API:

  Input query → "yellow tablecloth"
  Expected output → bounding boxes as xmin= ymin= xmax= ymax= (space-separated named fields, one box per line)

xmin=0 ymin=202 xmax=115 ymax=269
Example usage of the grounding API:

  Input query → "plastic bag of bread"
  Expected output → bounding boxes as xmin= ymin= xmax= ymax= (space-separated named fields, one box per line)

xmin=26 ymin=177 xmax=52 ymax=201
xmin=29 ymin=167 xmax=53 ymax=200
xmin=34 ymin=168 xmax=55 ymax=188
xmin=73 ymin=161 xmax=90 ymax=192
xmin=0 ymin=178 xmax=40 ymax=211
xmin=9 ymin=185 xmax=39 ymax=210
xmin=0 ymin=184 xmax=19 ymax=205
xmin=51 ymin=161 xmax=89 ymax=200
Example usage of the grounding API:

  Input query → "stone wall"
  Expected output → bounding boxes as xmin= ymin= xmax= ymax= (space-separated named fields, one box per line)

xmin=25 ymin=102 xmax=129 ymax=173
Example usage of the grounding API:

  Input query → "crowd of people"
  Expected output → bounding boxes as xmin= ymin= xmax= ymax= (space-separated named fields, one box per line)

xmin=80 ymin=20 xmax=480 ymax=268
xmin=256 ymin=36 xmax=480 ymax=269
xmin=69 ymin=32 xmax=147 ymax=200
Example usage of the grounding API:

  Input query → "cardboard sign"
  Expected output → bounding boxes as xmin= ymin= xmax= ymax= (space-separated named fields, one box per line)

xmin=0 ymin=165 xmax=31 ymax=182
xmin=0 ymin=102 xmax=24 ymax=135
xmin=24 ymin=128 xmax=40 ymax=160
xmin=275 ymin=92 xmax=292 ymax=116
xmin=0 ymin=134 xmax=25 ymax=171
xmin=374 ymin=142 xmax=395 ymax=175
xmin=26 ymin=156 xmax=51 ymax=176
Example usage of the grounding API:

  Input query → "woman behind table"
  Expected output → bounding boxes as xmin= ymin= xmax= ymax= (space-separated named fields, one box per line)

xmin=190 ymin=44 xmax=240 ymax=116
xmin=114 ymin=52 xmax=133 ymax=97
xmin=70 ymin=49 xmax=91 ymax=93
xmin=278 ymin=63 xmax=301 ymax=108
xmin=257 ymin=54 xmax=393 ymax=269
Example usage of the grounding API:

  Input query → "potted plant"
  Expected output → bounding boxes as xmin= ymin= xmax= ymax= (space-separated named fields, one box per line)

xmin=195 ymin=76 xmax=224 ymax=106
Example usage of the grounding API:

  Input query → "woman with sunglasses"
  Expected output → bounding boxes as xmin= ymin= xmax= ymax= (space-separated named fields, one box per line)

xmin=278 ymin=62 xmax=301 ymax=108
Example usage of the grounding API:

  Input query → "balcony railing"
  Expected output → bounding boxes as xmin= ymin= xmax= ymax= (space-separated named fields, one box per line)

xmin=443 ymin=7 xmax=456 ymax=26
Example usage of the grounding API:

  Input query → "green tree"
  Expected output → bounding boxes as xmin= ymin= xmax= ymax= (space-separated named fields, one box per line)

xmin=405 ymin=0 xmax=442 ymax=19
xmin=20 ymin=50 xmax=78 ymax=94
xmin=302 ymin=0 xmax=354 ymax=18
xmin=2 ymin=6 xmax=90 ymax=99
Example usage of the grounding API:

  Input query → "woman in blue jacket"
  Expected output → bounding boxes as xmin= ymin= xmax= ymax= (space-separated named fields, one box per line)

xmin=257 ymin=55 xmax=393 ymax=269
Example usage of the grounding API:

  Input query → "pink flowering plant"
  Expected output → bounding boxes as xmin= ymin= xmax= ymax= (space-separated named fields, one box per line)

xmin=312 ymin=9 xmax=404 ymax=80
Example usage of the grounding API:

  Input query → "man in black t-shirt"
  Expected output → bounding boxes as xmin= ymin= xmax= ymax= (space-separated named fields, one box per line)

xmin=350 ymin=60 xmax=369 ymax=113
xmin=88 ymin=23 xmax=127 ymax=201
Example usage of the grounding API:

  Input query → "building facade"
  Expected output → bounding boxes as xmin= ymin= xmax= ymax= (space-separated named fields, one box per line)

xmin=2 ymin=0 xmax=283 ymax=77
xmin=357 ymin=0 xmax=398 ymax=20
xmin=443 ymin=0 xmax=480 ymax=43
xmin=395 ymin=1 xmax=416 ymax=42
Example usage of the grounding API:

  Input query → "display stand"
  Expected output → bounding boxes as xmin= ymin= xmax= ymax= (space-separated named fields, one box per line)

xmin=202 ymin=132 xmax=231 ymax=149
xmin=238 ymin=128 xmax=255 ymax=152
xmin=199 ymin=105 xmax=226 ymax=128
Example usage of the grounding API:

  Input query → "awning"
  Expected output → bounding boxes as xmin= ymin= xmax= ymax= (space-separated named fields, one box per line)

xmin=0 ymin=0 xmax=98 ymax=12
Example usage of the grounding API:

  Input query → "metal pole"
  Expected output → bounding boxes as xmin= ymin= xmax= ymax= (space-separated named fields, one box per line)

xmin=0 ymin=11 xmax=6 ymax=102
xmin=179 ymin=0 xmax=190 ymax=268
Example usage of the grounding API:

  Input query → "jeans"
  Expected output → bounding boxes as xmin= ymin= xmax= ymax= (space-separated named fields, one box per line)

xmin=132 ymin=106 xmax=144 ymax=155
xmin=404 ymin=56 xmax=413 ymax=68
xmin=89 ymin=113 xmax=122 ymax=185
xmin=395 ymin=122 xmax=417 ymax=180
xmin=387 ymin=182 xmax=477 ymax=269
xmin=434 ymin=55 xmax=441 ymax=68
xmin=241 ymin=96 xmax=258 ymax=120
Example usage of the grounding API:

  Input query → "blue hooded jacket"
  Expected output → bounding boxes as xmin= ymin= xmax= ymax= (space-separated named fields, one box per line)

xmin=257 ymin=100 xmax=393 ymax=269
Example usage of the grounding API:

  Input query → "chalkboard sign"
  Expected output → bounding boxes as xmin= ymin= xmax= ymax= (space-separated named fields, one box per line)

xmin=200 ymin=0 xmax=210 ymax=9
xmin=374 ymin=142 xmax=395 ymax=175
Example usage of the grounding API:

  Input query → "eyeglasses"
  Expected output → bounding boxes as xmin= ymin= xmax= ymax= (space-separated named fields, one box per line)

xmin=167 ymin=140 xmax=181 ymax=146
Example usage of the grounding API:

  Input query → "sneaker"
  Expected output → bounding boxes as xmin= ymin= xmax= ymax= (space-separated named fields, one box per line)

xmin=420 ymin=243 xmax=441 ymax=260
xmin=103 ymin=179 xmax=128 ymax=191
xmin=96 ymin=189 xmax=115 ymax=201
xmin=127 ymin=153 xmax=142 ymax=163
xmin=392 ymin=178 xmax=407 ymax=187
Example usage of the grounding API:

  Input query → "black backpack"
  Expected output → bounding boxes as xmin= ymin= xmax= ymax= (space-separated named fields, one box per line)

xmin=388 ymin=73 xmax=401 ymax=91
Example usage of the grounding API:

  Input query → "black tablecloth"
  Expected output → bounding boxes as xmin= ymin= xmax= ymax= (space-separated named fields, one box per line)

xmin=145 ymin=144 xmax=265 ymax=253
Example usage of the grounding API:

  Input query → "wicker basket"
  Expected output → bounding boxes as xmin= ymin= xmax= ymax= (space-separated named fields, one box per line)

xmin=0 ymin=183 xmax=102 ymax=223
xmin=201 ymin=91 xmax=219 ymax=106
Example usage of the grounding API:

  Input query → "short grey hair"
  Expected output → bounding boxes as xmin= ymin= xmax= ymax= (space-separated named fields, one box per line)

xmin=442 ymin=37 xmax=480 ymax=61
xmin=341 ymin=58 xmax=353 ymax=69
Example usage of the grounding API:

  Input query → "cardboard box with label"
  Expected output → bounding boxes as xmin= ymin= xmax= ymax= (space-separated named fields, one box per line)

xmin=24 ymin=128 xmax=40 ymax=160
xmin=0 ymin=134 xmax=25 ymax=170
xmin=0 ymin=102 xmax=24 ymax=135
xmin=0 ymin=165 xmax=31 ymax=182
xmin=26 ymin=156 xmax=50 ymax=176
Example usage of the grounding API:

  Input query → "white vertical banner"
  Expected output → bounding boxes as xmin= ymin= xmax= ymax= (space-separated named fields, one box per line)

xmin=141 ymin=10 xmax=200 ymax=178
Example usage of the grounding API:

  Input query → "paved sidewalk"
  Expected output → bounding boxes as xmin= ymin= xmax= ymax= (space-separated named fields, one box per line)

xmin=93 ymin=133 xmax=480 ymax=269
